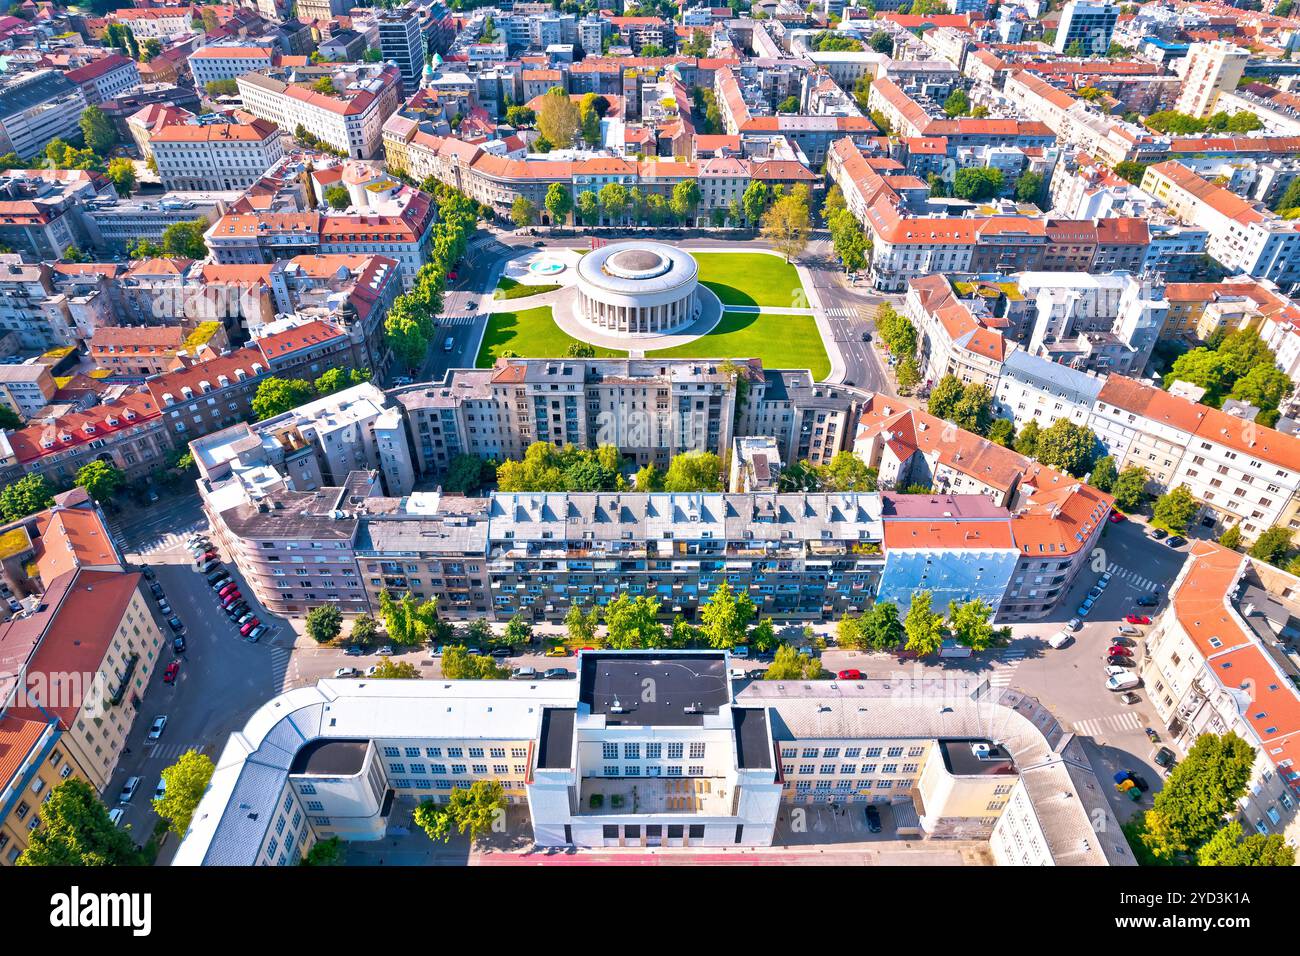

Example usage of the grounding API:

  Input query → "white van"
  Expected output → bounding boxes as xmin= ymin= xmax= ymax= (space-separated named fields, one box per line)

xmin=1047 ymin=631 xmax=1072 ymax=649
xmin=1106 ymin=673 xmax=1141 ymax=691
xmin=1116 ymin=625 xmax=1140 ymax=636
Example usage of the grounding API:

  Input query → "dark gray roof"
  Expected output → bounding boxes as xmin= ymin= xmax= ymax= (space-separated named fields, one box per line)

xmin=0 ymin=71 xmax=78 ymax=122
xmin=537 ymin=707 xmax=575 ymax=769
xmin=732 ymin=708 xmax=772 ymax=770
xmin=579 ymin=652 xmax=729 ymax=726
xmin=288 ymin=738 xmax=368 ymax=776
xmin=1000 ymin=350 xmax=1103 ymax=407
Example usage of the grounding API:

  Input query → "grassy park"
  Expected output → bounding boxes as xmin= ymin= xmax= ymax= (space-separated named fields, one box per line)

xmin=647 ymin=311 xmax=830 ymax=380
xmin=693 ymin=252 xmax=807 ymax=309
xmin=476 ymin=306 xmax=625 ymax=367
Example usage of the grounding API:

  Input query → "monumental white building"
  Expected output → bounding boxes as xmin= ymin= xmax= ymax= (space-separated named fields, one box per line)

xmin=172 ymin=652 xmax=1131 ymax=866
xmin=574 ymin=242 xmax=700 ymax=337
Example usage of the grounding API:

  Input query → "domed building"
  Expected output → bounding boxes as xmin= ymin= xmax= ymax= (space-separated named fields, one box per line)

xmin=574 ymin=241 xmax=699 ymax=337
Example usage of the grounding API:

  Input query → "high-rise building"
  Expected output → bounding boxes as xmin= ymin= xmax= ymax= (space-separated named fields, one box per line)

xmin=377 ymin=8 xmax=427 ymax=94
xmin=1175 ymin=40 xmax=1249 ymax=119
xmin=1053 ymin=1 xmax=1119 ymax=56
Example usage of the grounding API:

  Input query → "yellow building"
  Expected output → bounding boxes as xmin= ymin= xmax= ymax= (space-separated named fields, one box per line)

xmin=0 ymin=715 xmax=93 ymax=865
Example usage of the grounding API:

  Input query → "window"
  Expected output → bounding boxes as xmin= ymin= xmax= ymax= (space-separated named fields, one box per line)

xmin=689 ymin=742 xmax=705 ymax=759
xmin=624 ymin=743 xmax=640 ymax=760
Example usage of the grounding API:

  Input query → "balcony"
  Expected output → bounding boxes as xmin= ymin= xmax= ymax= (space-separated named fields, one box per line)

xmin=578 ymin=776 xmax=731 ymax=816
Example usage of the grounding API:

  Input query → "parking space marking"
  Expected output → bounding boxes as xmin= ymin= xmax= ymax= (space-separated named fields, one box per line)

xmin=1073 ymin=711 xmax=1143 ymax=738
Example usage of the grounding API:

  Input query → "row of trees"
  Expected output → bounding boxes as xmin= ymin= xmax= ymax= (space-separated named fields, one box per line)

xmin=0 ymin=459 xmax=132 ymax=521
xmin=839 ymin=592 xmax=1002 ymax=656
xmin=1144 ymin=109 xmax=1263 ymax=136
xmin=823 ymin=184 xmax=871 ymax=274
xmin=874 ymin=303 xmax=921 ymax=392
xmin=1163 ymin=327 xmax=1290 ymax=426
xmin=249 ymin=367 xmax=370 ymax=421
xmin=384 ymin=183 xmax=481 ymax=369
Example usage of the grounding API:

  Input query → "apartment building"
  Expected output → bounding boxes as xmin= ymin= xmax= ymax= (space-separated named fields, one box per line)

xmin=0 ymin=715 xmax=92 ymax=866
xmin=1 ymin=568 xmax=165 ymax=793
xmin=376 ymin=8 xmax=427 ymax=94
xmin=1175 ymin=41 xmax=1249 ymax=119
xmin=994 ymin=348 xmax=1104 ymax=428
xmin=188 ymin=45 xmax=278 ymax=89
xmin=1054 ymin=1 xmax=1118 ymax=56
xmin=65 ymin=54 xmax=140 ymax=107
xmin=0 ymin=362 xmax=56 ymax=419
xmin=109 ymin=6 xmax=195 ymax=39
xmin=88 ymin=324 xmax=226 ymax=380
xmin=151 ymin=117 xmax=284 ymax=192
xmin=172 ymin=660 xmax=1130 ymax=865
xmin=237 ymin=64 xmax=401 ymax=159
xmin=906 ymin=274 xmax=1013 ymax=390
xmin=1090 ymin=374 xmax=1300 ymax=538
xmin=1141 ymin=162 xmax=1300 ymax=289
xmin=1140 ymin=541 xmax=1300 ymax=849
xmin=0 ymin=70 xmax=88 ymax=161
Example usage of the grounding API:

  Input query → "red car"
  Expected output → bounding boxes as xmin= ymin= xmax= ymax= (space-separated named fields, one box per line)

xmin=837 ymin=669 xmax=863 ymax=680
xmin=1107 ymin=646 xmax=1133 ymax=657
xmin=199 ymin=550 xmax=219 ymax=564
xmin=240 ymin=618 xmax=260 ymax=636
xmin=218 ymin=582 xmax=239 ymax=598
xmin=1108 ymin=511 xmax=1126 ymax=523
xmin=163 ymin=661 xmax=180 ymax=684
xmin=221 ymin=590 xmax=242 ymax=606
xmin=1125 ymin=614 xmax=1151 ymax=625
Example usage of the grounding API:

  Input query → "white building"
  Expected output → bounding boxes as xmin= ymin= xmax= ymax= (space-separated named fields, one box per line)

xmin=1176 ymin=41 xmax=1249 ymax=119
xmin=188 ymin=45 xmax=278 ymax=89
xmin=994 ymin=349 xmax=1104 ymax=428
xmin=151 ymin=117 xmax=285 ymax=192
xmin=1054 ymin=1 xmax=1119 ymax=56
xmin=172 ymin=655 xmax=1132 ymax=865
xmin=0 ymin=70 xmax=88 ymax=159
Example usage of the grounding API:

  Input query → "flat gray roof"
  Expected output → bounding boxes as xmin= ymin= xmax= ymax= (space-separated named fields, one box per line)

xmin=579 ymin=652 xmax=730 ymax=727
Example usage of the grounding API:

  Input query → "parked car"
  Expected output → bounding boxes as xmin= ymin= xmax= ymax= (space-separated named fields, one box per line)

xmin=1106 ymin=645 xmax=1133 ymax=657
xmin=1125 ymin=614 xmax=1151 ymax=625
xmin=378 ymin=645 xmax=394 ymax=656
xmin=209 ymin=576 xmax=232 ymax=591
xmin=149 ymin=581 xmax=164 ymax=598
xmin=240 ymin=619 xmax=260 ymax=637
xmin=334 ymin=667 xmax=361 ymax=678
xmin=1149 ymin=527 xmax=1168 ymax=540
xmin=864 ymin=805 xmax=882 ymax=833
xmin=1106 ymin=673 xmax=1141 ymax=691
xmin=511 ymin=667 xmax=539 ymax=680
xmin=1108 ymin=511 xmax=1126 ymax=523
xmin=119 ymin=776 xmax=141 ymax=803
xmin=1116 ymin=625 xmax=1139 ymax=636
xmin=1106 ymin=655 xmax=1135 ymax=667
xmin=1111 ymin=636 xmax=1135 ymax=647
xmin=1153 ymin=746 xmax=1176 ymax=769
xmin=1165 ymin=536 xmax=1187 ymax=549
xmin=345 ymin=645 xmax=365 ymax=657
xmin=489 ymin=647 xmax=513 ymax=658
xmin=1101 ymin=571 xmax=1113 ymax=585
xmin=1047 ymin=631 xmax=1072 ymax=649
xmin=1088 ymin=586 xmax=1103 ymax=600
xmin=221 ymin=592 xmax=242 ymax=608
xmin=543 ymin=667 xmax=571 ymax=680
xmin=837 ymin=669 xmax=862 ymax=680
xmin=163 ymin=661 xmax=180 ymax=684
xmin=172 ymin=636 xmax=186 ymax=654
xmin=236 ymin=613 xmax=254 ymax=627
xmin=1119 ymin=691 xmax=1142 ymax=705
xmin=147 ymin=715 xmax=167 ymax=741
xmin=157 ymin=600 xmax=172 ymax=616
xmin=154 ymin=777 xmax=167 ymax=800
xmin=1076 ymin=600 xmax=1093 ymax=617
xmin=225 ymin=602 xmax=248 ymax=618
xmin=218 ymin=582 xmax=239 ymax=598
xmin=544 ymin=646 xmax=569 ymax=657
xmin=1135 ymin=595 xmax=1158 ymax=607
xmin=1066 ymin=617 xmax=1082 ymax=631
xmin=108 ymin=808 xmax=125 ymax=827
xmin=732 ymin=645 xmax=750 ymax=658
xmin=167 ymin=617 xmax=184 ymax=633
xmin=246 ymin=625 xmax=266 ymax=643
xmin=142 ymin=566 xmax=156 ymax=581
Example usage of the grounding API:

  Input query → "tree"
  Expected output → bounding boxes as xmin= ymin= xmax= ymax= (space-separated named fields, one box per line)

xmin=206 ymin=79 xmax=239 ymax=97
xmin=506 ymin=104 xmax=536 ymax=128
xmin=160 ymin=219 xmax=210 ymax=259
xmin=1274 ymin=176 xmax=1300 ymax=214
xmin=302 ymin=836 xmax=345 ymax=865
xmin=1152 ymin=485 xmax=1198 ymax=535
xmin=1218 ymin=525 xmax=1243 ymax=551
xmin=442 ymin=645 xmax=510 ymax=679
xmin=349 ymin=614 xmax=379 ymax=645
xmin=79 ymin=105 xmax=116 ymax=155
xmin=699 ymin=581 xmax=756 ymax=649
xmin=749 ymin=616 xmax=778 ymax=653
xmin=741 ymin=180 xmax=771 ymax=225
xmin=1142 ymin=732 xmax=1255 ymax=861
xmin=580 ymin=94 xmax=601 ymax=145
xmin=776 ymin=94 xmax=801 ymax=113
xmin=942 ymin=87 xmax=970 ymax=117
xmin=987 ymin=418 xmax=1015 ymax=448
xmin=324 ymin=185 xmax=350 ymax=210
xmin=603 ymin=593 xmax=664 ymax=649
xmin=948 ymin=598 xmax=995 ymax=650
xmin=370 ymin=659 xmax=421 ymax=679
xmin=576 ymin=189 xmax=599 ymax=226
xmin=861 ymin=600 xmax=904 ymax=650
xmin=544 ymin=182 xmax=572 ymax=226
xmin=670 ymin=179 xmax=701 ymax=224
xmin=1197 ymin=821 xmax=1295 ymax=867
xmin=927 ymin=374 xmax=964 ymax=421
xmin=818 ymin=451 xmax=877 ymax=491
xmin=537 ymin=86 xmax=580 ymax=149
xmin=1014 ymin=170 xmax=1044 ymax=207
xmin=153 ymin=749 xmax=215 ymax=837
xmin=252 ymin=377 xmax=315 ymax=420
xmin=1111 ymin=466 xmax=1148 ymax=513
xmin=442 ymin=454 xmax=493 ymax=494
xmin=953 ymin=167 xmax=1004 ymax=201
xmin=598 ymin=182 xmax=628 ymax=224
xmin=378 ymin=590 xmax=442 ymax=646
xmin=0 ymin=473 xmax=55 ymax=520
xmin=415 ymin=780 xmax=505 ymax=844
xmin=951 ymin=383 xmax=994 ymax=435
xmin=384 ymin=297 xmax=436 ymax=370
xmin=875 ymin=304 xmax=917 ymax=359
xmin=1090 ymin=455 xmax=1118 ymax=492
xmin=761 ymin=187 xmax=811 ymax=262
xmin=511 ymin=195 xmax=537 ymax=229
xmin=904 ymin=591 xmax=944 ymax=656
xmin=504 ymin=613 xmax=533 ymax=648
xmin=1033 ymin=419 xmax=1097 ymax=477
xmin=764 ymin=643 xmax=822 ymax=680
xmin=17 ymin=779 xmax=142 ymax=866
xmin=1228 ymin=363 xmax=1290 ymax=419
xmin=1114 ymin=160 xmax=1149 ymax=185
xmin=1248 ymin=526 xmax=1292 ymax=566
xmin=1013 ymin=419 xmax=1040 ymax=458
xmin=314 ymin=367 xmax=367 ymax=395
xmin=305 ymin=604 xmax=343 ymax=644
xmin=663 ymin=450 xmax=722 ymax=492
xmin=635 ymin=463 xmax=664 ymax=491
xmin=0 ymin=404 xmax=20 ymax=430
xmin=565 ymin=601 xmax=599 ymax=645
xmin=106 ymin=157 xmax=136 ymax=196
xmin=869 ymin=30 xmax=893 ymax=53
xmin=74 ymin=460 xmax=125 ymax=502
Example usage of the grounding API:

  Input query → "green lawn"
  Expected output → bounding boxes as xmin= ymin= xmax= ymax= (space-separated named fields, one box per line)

xmin=646 ymin=311 xmax=830 ymax=379
xmin=693 ymin=252 xmax=806 ymax=308
xmin=476 ymin=306 xmax=626 ymax=367
xmin=494 ymin=276 xmax=562 ymax=300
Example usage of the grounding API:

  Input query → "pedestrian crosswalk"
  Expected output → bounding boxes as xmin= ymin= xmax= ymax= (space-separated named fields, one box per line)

xmin=1072 ymin=711 xmax=1144 ymax=739
xmin=987 ymin=648 xmax=1026 ymax=688
xmin=439 ymin=315 xmax=479 ymax=326
xmin=269 ymin=645 xmax=298 ymax=694
xmin=824 ymin=307 xmax=858 ymax=318
xmin=1105 ymin=562 xmax=1162 ymax=595
xmin=147 ymin=741 xmax=192 ymax=764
